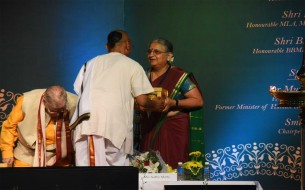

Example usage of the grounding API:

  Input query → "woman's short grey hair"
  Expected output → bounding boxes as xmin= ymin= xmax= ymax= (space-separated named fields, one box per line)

xmin=149 ymin=38 xmax=174 ymax=53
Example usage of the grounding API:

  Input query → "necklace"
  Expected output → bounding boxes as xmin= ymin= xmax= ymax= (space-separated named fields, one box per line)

xmin=149 ymin=64 xmax=171 ymax=86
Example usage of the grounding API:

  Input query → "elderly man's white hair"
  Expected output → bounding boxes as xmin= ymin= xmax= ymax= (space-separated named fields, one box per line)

xmin=44 ymin=85 xmax=67 ymax=109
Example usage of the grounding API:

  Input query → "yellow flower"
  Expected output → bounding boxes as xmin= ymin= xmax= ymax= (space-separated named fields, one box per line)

xmin=167 ymin=164 xmax=177 ymax=173
xmin=183 ymin=151 xmax=204 ymax=176
xmin=189 ymin=151 xmax=201 ymax=157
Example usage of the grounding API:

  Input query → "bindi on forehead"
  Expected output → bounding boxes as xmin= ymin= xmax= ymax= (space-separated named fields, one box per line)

xmin=150 ymin=43 xmax=166 ymax=51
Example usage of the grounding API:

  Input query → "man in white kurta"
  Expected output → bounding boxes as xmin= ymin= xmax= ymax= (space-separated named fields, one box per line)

xmin=70 ymin=30 xmax=165 ymax=166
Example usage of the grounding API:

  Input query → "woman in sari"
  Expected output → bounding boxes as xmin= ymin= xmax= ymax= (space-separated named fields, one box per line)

xmin=138 ymin=38 xmax=204 ymax=169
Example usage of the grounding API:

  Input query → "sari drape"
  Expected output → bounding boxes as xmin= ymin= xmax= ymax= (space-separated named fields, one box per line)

xmin=139 ymin=66 xmax=204 ymax=169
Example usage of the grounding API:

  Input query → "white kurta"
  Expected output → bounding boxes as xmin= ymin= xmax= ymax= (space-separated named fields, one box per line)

xmin=70 ymin=52 xmax=153 ymax=156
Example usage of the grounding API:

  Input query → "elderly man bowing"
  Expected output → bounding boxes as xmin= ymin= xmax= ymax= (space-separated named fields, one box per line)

xmin=0 ymin=85 xmax=77 ymax=167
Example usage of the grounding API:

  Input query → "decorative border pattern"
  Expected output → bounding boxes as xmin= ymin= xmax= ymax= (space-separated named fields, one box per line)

xmin=0 ymin=89 xmax=22 ymax=127
xmin=205 ymin=142 xmax=301 ymax=181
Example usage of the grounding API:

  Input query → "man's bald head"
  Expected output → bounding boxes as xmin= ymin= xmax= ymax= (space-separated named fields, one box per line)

xmin=43 ymin=85 xmax=67 ymax=111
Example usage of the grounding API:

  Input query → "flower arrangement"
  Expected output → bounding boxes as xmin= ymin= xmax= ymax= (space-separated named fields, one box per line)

xmin=130 ymin=151 xmax=163 ymax=173
xmin=182 ymin=151 xmax=203 ymax=180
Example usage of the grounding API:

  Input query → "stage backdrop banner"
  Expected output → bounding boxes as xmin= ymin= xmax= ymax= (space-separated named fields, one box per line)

xmin=0 ymin=0 xmax=124 ymax=171
xmin=0 ymin=0 xmax=305 ymax=190
xmin=125 ymin=0 xmax=305 ymax=190
xmin=0 ymin=0 xmax=124 ymax=93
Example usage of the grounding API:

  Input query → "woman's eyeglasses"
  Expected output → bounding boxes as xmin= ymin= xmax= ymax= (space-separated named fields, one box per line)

xmin=147 ymin=49 xmax=168 ymax=55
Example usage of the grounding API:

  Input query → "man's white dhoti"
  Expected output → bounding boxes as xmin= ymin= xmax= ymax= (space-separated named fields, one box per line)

xmin=75 ymin=136 xmax=129 ymax=166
